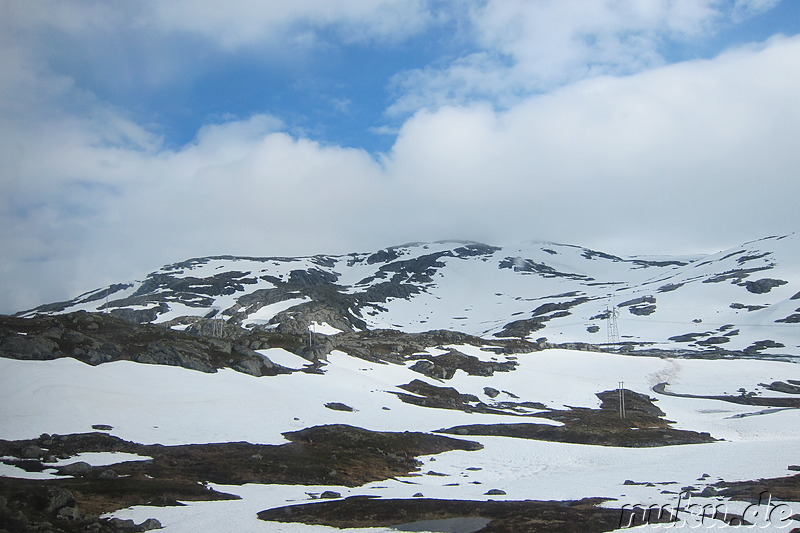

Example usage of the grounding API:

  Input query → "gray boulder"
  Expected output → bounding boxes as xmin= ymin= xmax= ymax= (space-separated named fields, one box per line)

xmin=57 ymin=461 xmax=92 ymax=476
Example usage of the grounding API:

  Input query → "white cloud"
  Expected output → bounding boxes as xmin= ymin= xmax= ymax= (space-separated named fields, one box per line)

xmin=0 ymin=1 xmax=797 ymax=314
xmin=148 ymin=0 xmax=435 ymax=49
xmin=387 ymin=35 xmax=800 ymax=252
xmin=732 ymin=0 xmax=782 ymax=22
xmin=390 ymin=0 xmax=736 ymax=114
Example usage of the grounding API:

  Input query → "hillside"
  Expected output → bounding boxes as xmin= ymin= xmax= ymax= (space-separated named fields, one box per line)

xmin=17 ymin=233 xmax=800 ymax=358
xmin=2 ymin=234 xmax=800 ymax=532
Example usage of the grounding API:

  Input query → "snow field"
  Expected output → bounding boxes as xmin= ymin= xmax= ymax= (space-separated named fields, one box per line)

xmin=2 ymin=347 xmax=799 ymax=532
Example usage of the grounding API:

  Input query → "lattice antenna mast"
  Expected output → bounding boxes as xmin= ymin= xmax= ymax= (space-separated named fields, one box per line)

xmin=210 ymin=306 xmax=223 ymax=337
xmin=607 ymin=305 xmax=620 ymax=345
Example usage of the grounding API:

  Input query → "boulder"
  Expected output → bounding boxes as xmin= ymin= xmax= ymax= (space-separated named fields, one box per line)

xmin=19 ymin=444 xmax=43 ymax=459
xmin=98 ymin=469 xmax=119 ymax=480
xmin=44 ymin=487 xmax=76 ymax=513
xmin=57 ymin=461 xmax=92 ymax=477
xmin=139 ymin=518 xmax=163 ymax=531
xmin=56 ymin=505 xmax=81 ymax=520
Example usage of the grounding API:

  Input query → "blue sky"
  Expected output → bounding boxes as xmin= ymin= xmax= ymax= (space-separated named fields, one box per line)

xmin=1 ymin=0 xmax=800 ymax=313
xmin=36 ymin=0 xmax=800 ymax=154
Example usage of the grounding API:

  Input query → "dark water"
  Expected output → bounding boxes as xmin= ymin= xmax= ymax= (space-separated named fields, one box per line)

xmin=390 ymin=516 xmax=492 ymax=532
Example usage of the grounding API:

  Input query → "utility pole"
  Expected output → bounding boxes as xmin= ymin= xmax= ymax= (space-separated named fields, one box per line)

xmin=618 ymin=381 xmax=626 ymax=419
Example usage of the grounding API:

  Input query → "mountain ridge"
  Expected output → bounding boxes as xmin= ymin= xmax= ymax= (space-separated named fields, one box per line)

xmin=15 ymin=233 xmax=800 ymax=358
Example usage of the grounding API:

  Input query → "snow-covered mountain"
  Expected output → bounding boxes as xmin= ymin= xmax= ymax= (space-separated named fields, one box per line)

xmin=3 ymin=234 xmax=800 ymax=533
xmin=20 ymin=233 xmax=800 ymax=357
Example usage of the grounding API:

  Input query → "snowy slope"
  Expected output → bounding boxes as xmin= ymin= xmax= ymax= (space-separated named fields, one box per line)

xmin=2 ymin=345 xmax=799 ymax=532
xmin=18 ymin=234 xmax=800 ymax=356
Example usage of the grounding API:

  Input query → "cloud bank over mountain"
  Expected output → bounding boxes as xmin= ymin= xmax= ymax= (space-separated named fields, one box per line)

xmin=1 ymin=0 xmax=798 ymax=313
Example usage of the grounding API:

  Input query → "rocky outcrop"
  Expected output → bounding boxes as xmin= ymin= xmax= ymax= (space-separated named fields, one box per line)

xmin=439 ymin=389 xmax=716 ymax=448
xmin=0 ymin=312 xmax=284 ymax=377
xmin=258 ymin=497 xmax=625 ymax=533
xmin=744 ymin=278 xmax=787 ymax=294
xmin=408 ymin=349 xmax=515 ymax=379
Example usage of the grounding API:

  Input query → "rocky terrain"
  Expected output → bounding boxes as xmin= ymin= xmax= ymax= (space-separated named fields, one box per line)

xmin=0 ymin=427 xmax=483 ymax=532
xmin=3 ymin=234 xmax=800 ymax=532
xmin=16 ymin=234 xmax=800 ymax=358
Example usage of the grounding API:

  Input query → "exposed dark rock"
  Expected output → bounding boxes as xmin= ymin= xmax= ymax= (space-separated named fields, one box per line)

xmin=652 ymin=382 xmax=800 ymax=407
xmin=702 ymin=267 xmax=772 ymax=284
xmin=452 ymin=243 xmax=501 ymax=258
xmin=288 ymin=269 xmax=339 ymax=287
xmin=258 ymin=496 xmax=634 ymax=532
xmin=530 ymin=298 xmax=591 ymax=317
xmin=439 ymin=389 xmax=715 ymax=448
xmin=407 ymin=349 xmax=515 ymax=380
xmin=775 ymin=312 xmax=800 ymax=324
xmin=762 ymin=381 xmax=800 ymax=395
xmin=493 ymin=317 xmax=546 ymax=338
xmin=365 ymin=248 xmax=402 ymax=265
xmin=657 ymin=283 xmax=684 ymax=293
xmin=596 ymin=389 xmax=665 ymax=417
xmin=580 ymin=248 xmax=622 ymax=261
xmin=396 ymin=380 xmax=480 ymax=408
xmin=737 ymin=251 xmax=772 ymax=264
xmin=359 ymin=251 xmax=452 ymax=286
xmin=410 ymin=359 xmax=453 ymax=380
xmin=109 ymin=304 xmax=170 ymax=324
xmin=98 ymin=469 xmax=119 ymax=480
xmin=326 ymin=329 xmax=536 ymax=365
xmin=0 ymin=426 xmax=481 ymax=526
xmin=617 ymin=296 xmax=656 ymax=308
xmin=324 ymin=402 xmax=355 ymax=412
xmin=499 ymin=258 xmax=592 ymax=281
xmin=744 ymin=339 xmax=786 ymax=353
xmin=392 ymin=380 xmax=552 ymax=416
xmin=19 ymin=444 xmax=44 ymax=459
xmin=668 ymin=333 xmax=708 ymax=343
xmin=715 ymin=472 xmax=800 ymax=504
xmin=629 ymin=304 xmax=656 ymax=316
xmin=0 ymin=312 xmax=286 ymax=377
xmin=696 ymin=336 xmax=730 ymax=346
xmin=552 ymin=342 xmax=602 ymax=352
xmin=744 ymin=278 xmax=788 ymax=294
xmin=730 ymin=302 xmax=768 ymax=312
xmin=57 ymin=462 xmax=92 ymax=477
